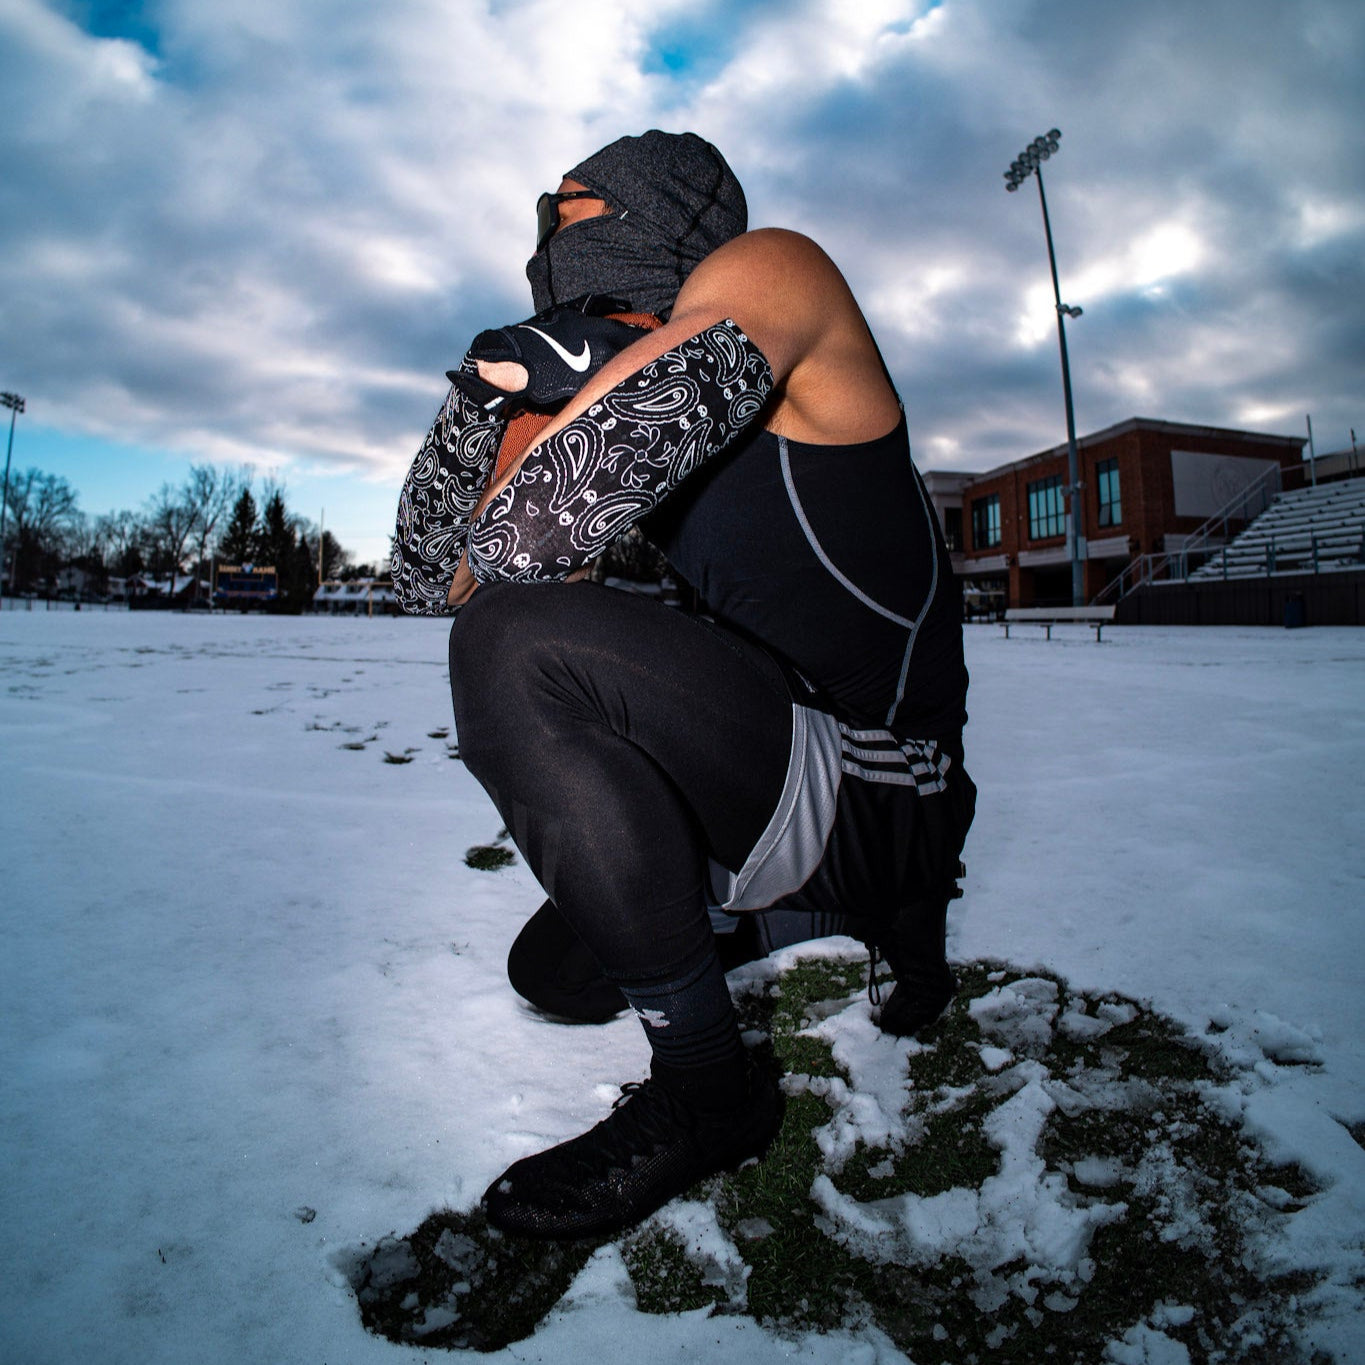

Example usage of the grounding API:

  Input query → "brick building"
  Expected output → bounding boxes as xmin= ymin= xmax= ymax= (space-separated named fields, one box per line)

xmin=923 ymin=418 xmax=1306 ymax=610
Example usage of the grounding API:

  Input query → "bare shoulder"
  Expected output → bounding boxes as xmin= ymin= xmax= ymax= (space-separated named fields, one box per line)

xmin=712 ymin=227 xmax=835 ymax=263
xmin=686 ymin=228 xmax=844 ymax=301
xmin=677 ymin=228 xmax=869 ymax=373
xmin=679 ymin=229 xmax=900 ymax=444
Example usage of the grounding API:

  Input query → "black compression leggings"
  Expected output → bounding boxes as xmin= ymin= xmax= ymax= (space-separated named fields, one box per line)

xmin=449 ymin=582 xmax=792 ymax=1081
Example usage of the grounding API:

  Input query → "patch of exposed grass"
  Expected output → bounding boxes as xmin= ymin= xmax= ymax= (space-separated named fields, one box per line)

xmin=1031 ymin=1079 xmax=1312 ymax=1363
xmin=835 ymin=1088 xmax=999 ymax=1203
xmin=464 ymin=845 xmax=516 ymax=871
xmin=621 ymin=1227 xmax=730 ymax=1315
xmin=765 ymin=956 xmax=867 ymax=1077
xmin=1102 ymin=1011 xmax=1226 ymax=1085
xmin=717 ymin=1088 xmax=863 ymax=1330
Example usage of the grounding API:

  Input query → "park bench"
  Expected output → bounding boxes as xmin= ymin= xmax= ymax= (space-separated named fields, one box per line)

xmin=1003 ymin=605 xmax=1116 ymax=642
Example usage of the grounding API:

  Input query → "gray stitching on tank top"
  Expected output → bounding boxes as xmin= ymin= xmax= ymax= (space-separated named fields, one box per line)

xmin=778 ymin=437 xmax=916 ymax=629
xmin=885 ymin=460 xmax=941 ymax=726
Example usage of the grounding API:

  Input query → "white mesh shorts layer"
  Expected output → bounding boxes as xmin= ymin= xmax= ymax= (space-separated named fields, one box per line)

xmin=709 ymin=704 xmax=953 ymax=913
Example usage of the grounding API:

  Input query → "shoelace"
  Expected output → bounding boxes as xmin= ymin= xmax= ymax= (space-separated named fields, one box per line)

xmin=566 ymin=1080 xmax=693 ymax=1177
xmin=867 ymin=944 xmax=884 ymax=1007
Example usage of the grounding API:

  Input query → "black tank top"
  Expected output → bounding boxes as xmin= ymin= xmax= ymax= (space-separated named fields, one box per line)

xmin=644 ymin=415 xmax=968 ymax=746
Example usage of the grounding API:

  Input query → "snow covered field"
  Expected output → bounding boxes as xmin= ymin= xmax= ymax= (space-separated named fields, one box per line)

xmin=2 ymin=610 xmax=1362 ymax=1363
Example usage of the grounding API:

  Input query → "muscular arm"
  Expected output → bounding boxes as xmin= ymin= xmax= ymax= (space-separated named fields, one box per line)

xmin=447 ymin=229 xmax=900 ymax=604
xmin=466 ymin=319 xmax=774 ymax=584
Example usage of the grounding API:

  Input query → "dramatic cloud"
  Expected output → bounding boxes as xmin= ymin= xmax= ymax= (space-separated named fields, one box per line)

xmin=1 ymin=0 xmax=1361 ymax=553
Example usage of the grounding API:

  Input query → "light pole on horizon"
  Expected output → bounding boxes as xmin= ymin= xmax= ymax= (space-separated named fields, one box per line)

xmin=1005 ymin=130 xmax=1086 ymax=607
xmin=0 ymin=391 xmax=25 ymax=604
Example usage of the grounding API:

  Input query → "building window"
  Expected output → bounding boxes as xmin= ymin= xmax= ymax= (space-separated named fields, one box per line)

xmin=971 ymin=494 xmax=1001 ymax=549
xmin=1096 ymin=458 xmax=1122 ymax=527
xmin=1028 ymin=475 xmax=1066 ymax=540
xmin=943 ymin=506 xmax=963 ymax=551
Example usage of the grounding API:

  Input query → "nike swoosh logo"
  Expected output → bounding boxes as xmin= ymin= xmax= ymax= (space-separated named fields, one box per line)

xmin=518 ymin=326 xmax=592 ymax=372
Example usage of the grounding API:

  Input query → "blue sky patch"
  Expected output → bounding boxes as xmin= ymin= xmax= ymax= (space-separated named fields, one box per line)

xmin=642 ymin=0 xmax=771 ymax=84
xmin=61 ymin=0 xmax=161 ymax=56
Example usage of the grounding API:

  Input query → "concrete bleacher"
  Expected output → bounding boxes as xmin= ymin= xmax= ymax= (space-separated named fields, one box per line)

xmin=1186 ymin=477 xmax=1365 ymax=581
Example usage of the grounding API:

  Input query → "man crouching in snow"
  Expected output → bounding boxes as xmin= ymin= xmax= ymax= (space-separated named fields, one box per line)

xmin=392 ymin=130 xmax=974 ymax=1239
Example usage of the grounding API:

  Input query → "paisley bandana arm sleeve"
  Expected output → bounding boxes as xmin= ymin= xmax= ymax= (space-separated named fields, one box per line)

xmin=391 ymin=357 xmax=507 ymax=615
xmin=467 ymin=320 xmax=772 ymax=585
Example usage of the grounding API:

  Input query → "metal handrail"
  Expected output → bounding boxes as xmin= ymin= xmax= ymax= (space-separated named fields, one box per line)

xmin=1182 ymin=462 xmax=1283 ymax=555
xmin=1091 ymin=552 xmax=1170 ymax=605
xmin=1092 ymin=462 xmax=1286 ymax=605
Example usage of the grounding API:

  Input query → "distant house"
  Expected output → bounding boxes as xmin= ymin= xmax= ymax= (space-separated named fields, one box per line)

xmin=313 ymin=578 xmax=397 ymax=616
xmin=55 ymin=565 xmax=97 ymax=597
xmin=127 ymin=573 xmax=212 ymax=605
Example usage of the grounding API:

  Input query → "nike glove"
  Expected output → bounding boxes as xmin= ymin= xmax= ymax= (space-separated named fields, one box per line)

xmin=451 ymin=295 xmax=648 ymax=414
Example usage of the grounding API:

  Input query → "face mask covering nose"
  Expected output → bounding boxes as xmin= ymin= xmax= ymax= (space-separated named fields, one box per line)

xmin=525 ymin=130 xmax=747 ymax=321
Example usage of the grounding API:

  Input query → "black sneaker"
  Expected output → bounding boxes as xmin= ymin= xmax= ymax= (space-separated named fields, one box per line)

xmin=864 ymin=890 xmax=960 ymax=1037
xmin=482 ymin=1065 xmax=782 ymax=1240
xmin=877 ymin=960 xmax=957 ymax=1036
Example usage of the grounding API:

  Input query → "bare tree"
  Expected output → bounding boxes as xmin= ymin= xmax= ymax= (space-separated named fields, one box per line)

xmin=143 ymin=483 xmax=200 ymax=594
xmin=183 ymin=465 xmax=242 ymax=601
xmin=65 ymin=509 xmax=99 ymax=558
xmin=2 ymin=468 xmax=81 ymax=590
xmin=94 ymin=509 xmax=145 ymax=578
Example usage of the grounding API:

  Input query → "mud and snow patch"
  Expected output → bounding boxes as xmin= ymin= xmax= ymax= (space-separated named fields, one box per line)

xmin=1207 ymin=1006 xmax=1326 ymax=1073
xmin=812 ymin=1066 xmax=1126 ymax=1305
xmin=970 ymin=977 xmax=1060 ymax=1054
xmin=353 ymin=950 xmax=1327 ymax=1360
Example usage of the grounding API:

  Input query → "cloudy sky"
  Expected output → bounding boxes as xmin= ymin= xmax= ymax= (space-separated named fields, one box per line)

xmin=2 ymin=0 xmax=1361 ymax=567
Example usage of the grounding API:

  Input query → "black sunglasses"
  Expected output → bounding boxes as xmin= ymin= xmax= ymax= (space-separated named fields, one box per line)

xmin=535 ymin=190 xmax=602 ymax=251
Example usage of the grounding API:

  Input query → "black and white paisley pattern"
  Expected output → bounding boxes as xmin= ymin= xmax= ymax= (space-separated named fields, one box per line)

xmin=467 ymin=320 xmax=773 ymax=584
xmin=392 ymin=364 xmax=506 ymax=615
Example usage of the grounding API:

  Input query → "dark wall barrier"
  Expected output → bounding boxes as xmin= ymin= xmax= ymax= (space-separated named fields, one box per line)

xmin=1117 ymin=570 xmax=1365 ymax=626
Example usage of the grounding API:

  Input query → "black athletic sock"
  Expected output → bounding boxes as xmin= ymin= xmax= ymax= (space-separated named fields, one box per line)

xmin=615 ymin=942 xmax=747 ymax=1078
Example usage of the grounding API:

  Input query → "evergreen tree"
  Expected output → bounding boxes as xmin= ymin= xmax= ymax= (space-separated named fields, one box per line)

xmin=218 ymin=487 xmax=258 ymax=565
xmin=257 ymin=489 xmax=293 ymax=571
xmin=287 ymin=531 xmax=316 ymax=612
xmin=256 ymin=489 xmax=295 ymax=611
xmin=320 ymin=530 xmax=349 ymax=581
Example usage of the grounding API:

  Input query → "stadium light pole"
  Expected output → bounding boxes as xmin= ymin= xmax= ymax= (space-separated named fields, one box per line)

xmin=1005 ymin=130 xmax=1086 ymax=607
xmin=0 ymin=391 xmax=25 ymax=605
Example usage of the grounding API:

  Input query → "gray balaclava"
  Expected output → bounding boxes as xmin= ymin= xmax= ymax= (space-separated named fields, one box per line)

xmin=526 ymin=130 xmax=747 ymax=320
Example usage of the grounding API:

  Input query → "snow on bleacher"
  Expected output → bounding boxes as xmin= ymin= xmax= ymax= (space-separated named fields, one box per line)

xmin=1187 ymin=477 xmax=1365 ymax=581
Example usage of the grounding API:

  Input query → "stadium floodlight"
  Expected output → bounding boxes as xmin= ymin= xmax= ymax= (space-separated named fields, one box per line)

xmin=1 ymin=391 xmax=24 ymax=603
xmin=1003 ymin=129 xmax=1086 ymax=606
